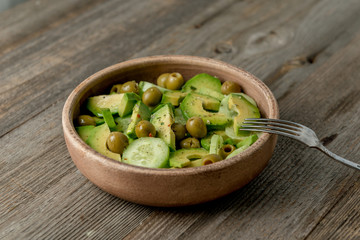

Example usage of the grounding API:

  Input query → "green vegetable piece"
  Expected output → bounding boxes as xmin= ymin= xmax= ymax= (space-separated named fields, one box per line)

xmin=86 ymin=124 xmax=121 ymax=161
xmin=174 ymin=107 xmax=187 ymax=125
xmin=236 ymin=134 xmax=259 ymax=149
xmin=187 ymin=158 xmax=204 ymax=167
xmin=86 ymin=93 xmax=140 ymax=117
xmin=182 ymin=73 xmax=222 ymax=93
xmin=161 ymin=91 xmax=187 ymax=106
xmin=101 ymin=108 xmax=117 ymax=132
xmin=169 ymin=148 xmax=208 ymax=168
xmin=180 ymin=93 xmax=231 ymax=130
xmin=150 ymin=104 xmax=176 ymax=151
xmin=122 ymin=137 xmax=170 ymax=168
xmin=223 ymin=138 xmax=235 ymax=146
xmin=139 ymin=81 xmax=168 ymax=96
xmin=227 ymin=134 xmax=259 ymax=159
xmin=126 ymin=101 xmax=151 ymax=138
xmin=93 ymin=116 xmax=105 ymax=125
xmin=114 ymin=116 xmax=132 ymax=132
xmin=118 ymin=92 xmax=141 ymax=117
xmin=201 ymin=131 xmax=228 ymax=150
xmin=209 ymin=135 xmax=224 ymax=155
xmin=228 ymin=94 xmax=260 ymax=136
xmin=76 ymin=125 xmax=95 ymax=142
xmin=231 ymin=93 xmax=257 ymax=107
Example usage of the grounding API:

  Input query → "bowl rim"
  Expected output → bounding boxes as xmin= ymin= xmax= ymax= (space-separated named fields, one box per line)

xmin=62 ymin=55 xmax=279 ymax=176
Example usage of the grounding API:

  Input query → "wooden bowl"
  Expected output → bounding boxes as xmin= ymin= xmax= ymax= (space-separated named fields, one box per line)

xmin=62 ymin=55 xmax=279 ymax=207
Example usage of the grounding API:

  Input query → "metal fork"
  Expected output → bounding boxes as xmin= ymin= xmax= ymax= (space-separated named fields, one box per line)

xmin=241 ymin=118 xmax=360 ymax=171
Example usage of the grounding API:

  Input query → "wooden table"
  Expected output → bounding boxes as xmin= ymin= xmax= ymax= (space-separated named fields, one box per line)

xmin=1 ymin=0 xmax=359 ymax=239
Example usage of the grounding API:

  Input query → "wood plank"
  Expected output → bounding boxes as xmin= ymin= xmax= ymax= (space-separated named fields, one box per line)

xmin=0 ymin=101 xmax=153 ymax=239
xmin=126 ymin=28 xmax=360 ymax=239
xmin=0 ymin=0 xmax=106 ymax=56
xmin=1 ymin=0 xmax=360 ymax=239
xmin=124 ymin=0 xmax=360 ymax=239
xmin=305 ymin=182 xmax=360 ymax=240
xmin=0 ymin=0 xmax=224 ymax=137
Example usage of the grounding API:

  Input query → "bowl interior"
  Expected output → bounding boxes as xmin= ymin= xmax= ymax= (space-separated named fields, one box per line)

xmin=63 ymin=55 xmax=279 ymax=206
xmin=71 ymin=56 xmax=277 ymax=125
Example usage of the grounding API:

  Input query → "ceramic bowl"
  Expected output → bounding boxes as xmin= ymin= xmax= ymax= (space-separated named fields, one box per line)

xmin=62 ymin=55 xmax=279 ymax=207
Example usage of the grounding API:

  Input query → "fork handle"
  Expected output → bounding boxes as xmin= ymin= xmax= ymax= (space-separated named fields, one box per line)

xmin=315 ymin=144 xmax=360 ymax=171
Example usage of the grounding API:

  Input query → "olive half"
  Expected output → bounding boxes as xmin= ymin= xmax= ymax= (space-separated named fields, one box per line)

xmin=179 ymin=137 xmax=200 ymax=149
xmin=202 ymin=154 xmax=222 ymax=165
xmin=219 ymin=144 xmax=236 ymax=159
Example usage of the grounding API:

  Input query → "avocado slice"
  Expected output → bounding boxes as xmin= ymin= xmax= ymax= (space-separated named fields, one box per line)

xmin=93 ymin=116 xmax=105 ymax=125
xmin=182 ymin=73 xmax=222 ymax=93
xmin=118 ymin=93 xmax=141 ymax=117
xmin=231 ymin=93 xmax=257 ymax=107
xmin=180 ymin=93 xmax=231 ymax=130
xmin=174 ymin=107 xmax=187 ymax=125
xmin=236 ymin=134 xmax=258 ymax=149
xmin=76 ymin=125 xmax=95 ymax=142
xmin=86 ymin=93 xmax=140 ymax=117
xmin=226 ymin=134 xmax=259 ymax=159
xmin=194 ymin=87 xmax=224 ymax=101
xmin=150 ymin=104 xmax=176 ymax=151
xmin=139 ymin=81 xmax=168 ymax=96
xmin=126 ymin=101 xmax=151 ymax=138
xmin=209 ymin=134 xmax=224 ymax=155
xmin=228 ymin=94 xmax=260 ymax=136
xmin=86 ymin=123 xmax=121 ymax=161
xmin=169 ymin=148 xmax=208 ymax=168
xmin=114 ymin=116 xmax=132 ymax=132
xmin=161 ymin=91 xmax=187 ymax=106
xmin=186 ymin=158 xmax=204 ymax=168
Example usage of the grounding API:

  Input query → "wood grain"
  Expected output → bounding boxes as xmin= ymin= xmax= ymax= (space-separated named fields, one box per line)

xmin=1 ymin=0 xmax=360 ymax=239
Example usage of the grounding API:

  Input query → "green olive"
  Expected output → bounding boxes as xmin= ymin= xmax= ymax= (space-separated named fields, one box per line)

xmin=221 ymin=81 xmax=241 ymax=95
xmin=186 ymin=117 xmax=207 ymax=138
xmin=110 ymin=84 xmax=122 ymax=94
xmin=179 ymin=137 xmax=200 ymax=149
xmin=106 ymin=132 xmax=129 ymax=154
xmin=171 ymin=123 xmax=186 ymax=141
xmin=219 ymin=144 xmax=236 ymax=159
xmin=77 ymin=115 xmax=96 ymax=126
xmin=120 ymin=81 xmax=139 ymax=94
xmin=135 ymin=120 xmax=156 ymax=138
xmin=202 ymin=154 xmax=222 ymax=165
xmin=142 ymin=87 xmax=162 ymax=106
xmin=166 ymin=72 xmax=184 ymax=90
xmin=157 ymin=73 xmax=169 ymax=88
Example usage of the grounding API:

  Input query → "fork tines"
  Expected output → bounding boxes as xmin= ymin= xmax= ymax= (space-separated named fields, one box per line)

xmin=241 ymin=118 xmax=302 ymax=137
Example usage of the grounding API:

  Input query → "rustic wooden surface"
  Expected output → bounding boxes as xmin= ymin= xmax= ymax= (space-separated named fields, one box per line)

xmin=1 ymin=0 xmax=359 ymax=239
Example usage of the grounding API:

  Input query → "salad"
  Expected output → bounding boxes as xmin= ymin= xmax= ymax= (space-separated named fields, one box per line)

xmin=75 ymin=72 xmax=261 ymax=168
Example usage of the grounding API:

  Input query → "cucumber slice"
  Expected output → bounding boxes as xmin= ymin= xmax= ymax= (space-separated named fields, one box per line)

xmin=122 ymin=137 xmax=170 ymax=168
xmin=209 ymin=134 xmax=224 ymax=155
